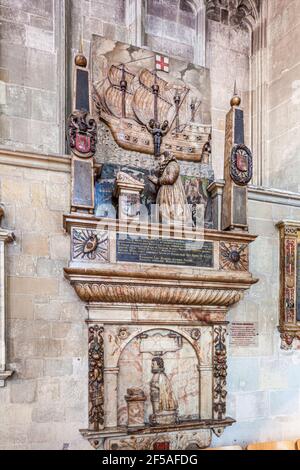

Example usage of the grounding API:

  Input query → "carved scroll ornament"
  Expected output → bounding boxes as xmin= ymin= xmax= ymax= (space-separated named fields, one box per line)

xmin=213 ymin=325 xmax=227 ymax=420
xmin=88 ymin=325 xmax=104 ymax=431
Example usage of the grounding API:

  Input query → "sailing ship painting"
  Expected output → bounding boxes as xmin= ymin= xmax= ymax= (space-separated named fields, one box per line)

xmin=92 ymin=40 xmax=211 ymax=162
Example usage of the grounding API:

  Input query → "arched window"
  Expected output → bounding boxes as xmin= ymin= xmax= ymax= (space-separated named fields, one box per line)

xmin=126 ymin=0 xmax=206 ymax=67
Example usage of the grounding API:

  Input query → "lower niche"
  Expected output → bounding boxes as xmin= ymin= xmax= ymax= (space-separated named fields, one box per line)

xmin=117 ymin=329 xmax=199 ymax=428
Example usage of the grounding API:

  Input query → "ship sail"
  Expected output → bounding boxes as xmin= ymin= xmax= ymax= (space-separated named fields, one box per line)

xmin=132 ymin=69 xmax=175 ymax=125
xmin=138 ymin=68 xmax=174 ymax=103
xmin=108 ymin=64 xmax=135 ymax=91
xmin=104 ymin=85 xmax=135 ymax=120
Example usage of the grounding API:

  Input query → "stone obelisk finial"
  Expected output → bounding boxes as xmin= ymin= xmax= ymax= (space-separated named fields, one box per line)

xmin=75 ymin=33 xmax=87 ymax=68
xmin=230 ymin=80 xmax=241 ymax=107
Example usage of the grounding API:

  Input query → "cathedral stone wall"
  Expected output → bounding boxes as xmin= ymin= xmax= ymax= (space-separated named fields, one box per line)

xmin=0 ymin=0 xmax=64 ymax=155
xmin=264 ymin=0 xmax=300 ymax=192
xmin=213 ymin=192 xmax=300 ymax=447
xmin=0 ymin=156 xmax=89 ymax=450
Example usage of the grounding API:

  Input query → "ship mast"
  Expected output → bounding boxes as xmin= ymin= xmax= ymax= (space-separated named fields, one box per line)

xmin=174 ymin=88 xmax=181 ymax=132
xmin=120 ymin=64 xmax=127 ymax=118
xmin=152 ymin=71 xmax=159 ymax=122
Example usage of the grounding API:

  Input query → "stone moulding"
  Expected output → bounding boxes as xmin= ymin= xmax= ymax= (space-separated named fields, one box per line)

xmin=72 ymin=281 xmax=244 ymax=306
xmin=80 ymin=417 xmax=235 ymax=450
xmin=64 ymin=214 xmax=258 ymax=307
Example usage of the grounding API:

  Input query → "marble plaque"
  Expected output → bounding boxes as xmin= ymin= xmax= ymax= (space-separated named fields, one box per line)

xmin=76 ymin=69 xmax=90 ymax=112
xmin=233 ymin=186 xmax=247 ymax=226
xmin=73 ymin=159 xmax=93 ymax=208
xmin=229 ymin=322 xmax=258 ymax=348
xmin=234 ymin=108 xmax=244 ymax=144
xmin=116 ymin=234 xmax=214 ymax=268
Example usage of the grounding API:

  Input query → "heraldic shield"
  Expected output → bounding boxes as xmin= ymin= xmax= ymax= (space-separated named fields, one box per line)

xmin=230 ymin=144 xmax=253 ymax=186
xmin=68 ymin=110 xmax=97 ymax=158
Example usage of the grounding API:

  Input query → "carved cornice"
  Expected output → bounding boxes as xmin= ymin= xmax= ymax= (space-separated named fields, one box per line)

xmin=0 ymin=148 xmax=71 ymax=172
xmin=66 ymin=277 xmax=251 ymax=307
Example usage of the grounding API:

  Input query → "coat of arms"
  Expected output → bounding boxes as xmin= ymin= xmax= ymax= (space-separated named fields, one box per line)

xmin=230 ymin=144 xmax=253 ymax=185
xmin=68 ymin=110 xmax=97 ymax=158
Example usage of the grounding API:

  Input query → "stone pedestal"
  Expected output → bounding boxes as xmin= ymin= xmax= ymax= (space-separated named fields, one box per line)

xmin=125 ymin=388 xmax=146 ymax=428
xmin=115 ymin=172 xmax=144 ymax=222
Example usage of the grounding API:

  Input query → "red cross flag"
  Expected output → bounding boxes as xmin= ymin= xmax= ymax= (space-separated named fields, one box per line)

xmin=155 ymin=54 xmax=169 ymax=73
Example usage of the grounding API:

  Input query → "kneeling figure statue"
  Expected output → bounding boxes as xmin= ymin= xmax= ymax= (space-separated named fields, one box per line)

xmin=149 ymin=356 xmax=179 ymax=426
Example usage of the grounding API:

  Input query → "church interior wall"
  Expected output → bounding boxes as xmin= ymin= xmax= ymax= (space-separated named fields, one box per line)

xmin=1 ymin=0 xmax=300 ymax=450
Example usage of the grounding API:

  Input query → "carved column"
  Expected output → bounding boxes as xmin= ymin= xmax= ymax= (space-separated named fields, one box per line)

xmin=199 ymin=365 xmax=213 ymax=419
xmin=212 ymin=325 xmax=227 ymax=421
xmin=88 ymin=324 xmax=104 ymax=431
xmin=104 ymin=367 xmax=119 ymax=428
xmin=0 ymin=209 xmax=14 ymax=387
xmin=277 ymin=221 xmax=300 ymax=349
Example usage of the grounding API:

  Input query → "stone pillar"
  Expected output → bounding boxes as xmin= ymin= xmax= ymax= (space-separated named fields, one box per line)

xmin=67 ymin=50 xmax=97 ymax=213
xmin=198 ymin=365 xmax=213 ymax=419
xmin=104 ymin=367 xmax=119 ymax=428
xmin=221 ymin=91 xmax=253 ymax=231
xmin=0 ymin=208 xmax=14 ymax=387
xmin=207 ymin=180 xmax=225 ymax=230
xmin=125 ymin=387 xmax=146 ymax=428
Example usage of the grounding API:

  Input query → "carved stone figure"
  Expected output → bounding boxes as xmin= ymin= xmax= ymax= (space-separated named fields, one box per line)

xmin=149 ymin=356 xmax=179 ymax=426
xmin=148 ymin=151 xmax=191 ymax=226
xmin=146 ymin=119 xmax=169 ymax=158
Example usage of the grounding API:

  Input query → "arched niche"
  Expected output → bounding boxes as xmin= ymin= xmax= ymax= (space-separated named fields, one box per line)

xmin=116 ymin=326 xmax=203 ymax=427
xmin=125 ymin=0 xmax=206 ymax=67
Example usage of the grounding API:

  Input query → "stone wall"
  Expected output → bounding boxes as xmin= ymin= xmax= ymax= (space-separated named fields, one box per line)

xmin=0 ymin=155 xmax=90 ymax=450
xmin=263 ymin=0 xmax=300 ymax=192
xmin=144 ymin=0 xmax=197 ymax=63
xmin=0 ymin=0 xmax=65 ymax=155
xmin=212 ymin=192 xmax=300 ymax=448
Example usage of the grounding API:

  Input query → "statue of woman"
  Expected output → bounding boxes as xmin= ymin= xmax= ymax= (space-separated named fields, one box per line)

xmin=148 ymin=151 xmax=192 ymax=226
xmin=149 ymin=356 xmax=178 ymax=426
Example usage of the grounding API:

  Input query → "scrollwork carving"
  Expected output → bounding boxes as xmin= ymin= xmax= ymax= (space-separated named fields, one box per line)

xmin=88 ymin=325 xmax=104 ymax=431
xmin=213 ymin=325 xmax=227 ymax=420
